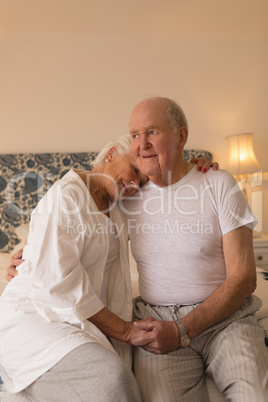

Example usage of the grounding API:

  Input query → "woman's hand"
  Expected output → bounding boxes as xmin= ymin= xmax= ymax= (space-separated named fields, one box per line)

xmin=5 ymin=249 xmax=24 ymax=281
xmin=122 ymin=319 xmax=156 ymax=345
xmin=131 ymin=317 xmax=181 ymax=354
xmin=191 ymin=157 xmax=219 ymax=173
xmin=89 ymin=307 xmax=153 ymax=344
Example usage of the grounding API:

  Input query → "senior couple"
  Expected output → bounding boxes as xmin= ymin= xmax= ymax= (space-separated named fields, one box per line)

xmin=1 ymin=97 xmax=268 ymax=402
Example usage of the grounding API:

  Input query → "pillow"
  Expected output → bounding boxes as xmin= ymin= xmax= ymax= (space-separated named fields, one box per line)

xmin=0 ymin=152 xmax=97 ymax=253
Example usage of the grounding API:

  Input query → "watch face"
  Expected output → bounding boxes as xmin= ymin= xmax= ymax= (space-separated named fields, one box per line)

xmin=181 ymin=338 xmax=191 ymax=347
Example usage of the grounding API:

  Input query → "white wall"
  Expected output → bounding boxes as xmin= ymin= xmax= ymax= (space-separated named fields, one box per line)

xmin=1 ymin=0 xmax=268 ymax=231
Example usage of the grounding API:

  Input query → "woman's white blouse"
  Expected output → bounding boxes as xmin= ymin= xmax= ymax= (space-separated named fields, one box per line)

xmin=0 ymin=170 xmax=133 ymax=393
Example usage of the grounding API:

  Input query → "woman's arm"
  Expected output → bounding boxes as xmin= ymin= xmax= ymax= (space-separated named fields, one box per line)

xmin=89 ymin=307 xmax=148 ymax=344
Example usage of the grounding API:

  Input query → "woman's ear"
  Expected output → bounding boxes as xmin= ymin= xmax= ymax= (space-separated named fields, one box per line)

xmin=105 ymin=146 xmax=118 ymax=161
xmin=178 ymin=127 xmax=188 ymax=150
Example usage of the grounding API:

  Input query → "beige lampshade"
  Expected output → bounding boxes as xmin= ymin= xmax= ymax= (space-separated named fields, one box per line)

xmin=225 ymin=133 xmax=261 ymax=176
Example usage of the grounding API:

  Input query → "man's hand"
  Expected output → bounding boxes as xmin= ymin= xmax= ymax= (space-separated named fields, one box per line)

xmin=5 ymin=249 xmax=24 ymax=281
xmin=132 ymin=317 xmax=180 ymax=354
xmin=191 ymin=157 xmax=219 ymax=173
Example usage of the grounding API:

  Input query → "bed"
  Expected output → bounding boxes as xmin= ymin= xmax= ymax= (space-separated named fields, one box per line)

xmin=0 ymin=150 xmax=267 ymax=401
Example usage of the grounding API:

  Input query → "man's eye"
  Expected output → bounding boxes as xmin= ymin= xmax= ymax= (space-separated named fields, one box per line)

xmin=131 ymin=134 xmax=139 ymax=139
xmin=149 ymin=130 xmax=157 ymax=135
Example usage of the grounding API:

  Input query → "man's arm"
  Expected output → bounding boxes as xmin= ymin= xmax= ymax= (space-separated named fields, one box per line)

xmin=133 ymin=226 xmax=256 ymax=354
xmin=182 ymin=225 xmax=256 ymax=338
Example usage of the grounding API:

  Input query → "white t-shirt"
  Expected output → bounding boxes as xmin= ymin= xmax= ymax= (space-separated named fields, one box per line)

xmin=121 ymin=168 xmax=257 ymax=306
xmin=0 ymin=170 xmax=133 ymax=392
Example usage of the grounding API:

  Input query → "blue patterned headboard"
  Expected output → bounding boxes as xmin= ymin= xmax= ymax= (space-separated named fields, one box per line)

xmin=0 ymin=150 xmax=212 ymax=253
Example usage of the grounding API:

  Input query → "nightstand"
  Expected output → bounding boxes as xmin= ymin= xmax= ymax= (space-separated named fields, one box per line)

xmin=253 ymin=233 xmax=268 ymax=271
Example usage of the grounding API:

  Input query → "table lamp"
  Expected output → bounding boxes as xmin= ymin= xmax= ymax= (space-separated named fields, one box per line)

xmin=225 ymin=132 xmax=262 ymax=233
xmin=225 ymin=133 xmax=261 ymax=177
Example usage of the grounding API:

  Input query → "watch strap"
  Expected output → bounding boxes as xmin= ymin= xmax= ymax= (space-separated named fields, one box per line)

xmin=175 ymin=318 xmax=191 ymax=347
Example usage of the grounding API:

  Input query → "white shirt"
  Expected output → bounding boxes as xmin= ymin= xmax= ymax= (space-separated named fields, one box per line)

xmin=0 ymin=170 xmax=133 ymax=393
xmin=121 ymin=168 xmax=257 ymax=306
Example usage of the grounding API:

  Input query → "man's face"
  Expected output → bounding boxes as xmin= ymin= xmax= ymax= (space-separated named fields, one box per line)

xmin=129 ymin=100 xmax=183 ymax=183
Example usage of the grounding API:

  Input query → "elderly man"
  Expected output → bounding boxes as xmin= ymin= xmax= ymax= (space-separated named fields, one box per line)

xmin=121 ymin=97 xmax=268 ymax=401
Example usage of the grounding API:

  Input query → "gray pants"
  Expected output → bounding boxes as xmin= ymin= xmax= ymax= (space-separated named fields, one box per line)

xmin=133 ymin=295 xmax=268 ymax=402
xmin=25 ymin=343 xmax=142 ymax=402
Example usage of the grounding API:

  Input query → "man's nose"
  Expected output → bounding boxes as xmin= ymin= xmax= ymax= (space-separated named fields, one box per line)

xmin=140 ymin=134 xmax=151 ymax=149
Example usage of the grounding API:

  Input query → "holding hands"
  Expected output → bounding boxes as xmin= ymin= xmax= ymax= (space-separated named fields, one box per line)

xmin=131 ymin=317 xmax=180 ymax=355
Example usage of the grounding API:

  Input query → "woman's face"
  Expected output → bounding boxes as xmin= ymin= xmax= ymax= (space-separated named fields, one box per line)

xmin=105 ymin=152 xmax=148 ymax=200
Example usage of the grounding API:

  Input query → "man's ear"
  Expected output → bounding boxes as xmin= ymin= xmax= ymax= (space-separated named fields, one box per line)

xmin=105 ymin=146 xmax=118 ymax=161
xmin=178 ymin=127 xmax=188 ymax=150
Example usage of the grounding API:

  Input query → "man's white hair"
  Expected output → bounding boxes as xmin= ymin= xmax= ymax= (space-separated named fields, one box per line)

xmin=166 ymin=99 xmax=188 ymax=133
xmin=92 ymin=135 xmax=131 ymax=167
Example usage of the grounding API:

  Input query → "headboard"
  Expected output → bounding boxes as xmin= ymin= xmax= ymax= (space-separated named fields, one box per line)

xmin=0 ymin=150 xmax=212 ymax=253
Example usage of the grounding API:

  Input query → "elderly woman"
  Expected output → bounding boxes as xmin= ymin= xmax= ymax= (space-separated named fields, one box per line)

xmin=1 ymin=135 xmax=213 ymax=402
xmin=0 ymin=135 xmax=147 ymax=402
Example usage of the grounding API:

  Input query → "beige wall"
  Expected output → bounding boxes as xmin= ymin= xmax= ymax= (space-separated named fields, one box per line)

xmin=1 ymin=0 xmax=268 ymax=232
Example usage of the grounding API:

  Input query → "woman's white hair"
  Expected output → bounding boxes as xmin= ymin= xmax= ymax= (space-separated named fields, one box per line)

xmin=92 ymin=135 xmax=132 ymax=167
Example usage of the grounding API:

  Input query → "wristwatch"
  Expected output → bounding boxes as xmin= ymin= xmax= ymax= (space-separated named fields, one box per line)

xmin=175 ymin=318 xmax=191 ymax=347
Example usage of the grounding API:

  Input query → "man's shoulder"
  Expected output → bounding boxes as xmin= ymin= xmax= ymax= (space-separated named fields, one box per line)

xmin=192 ymin=168 xmax=235 ymax=184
